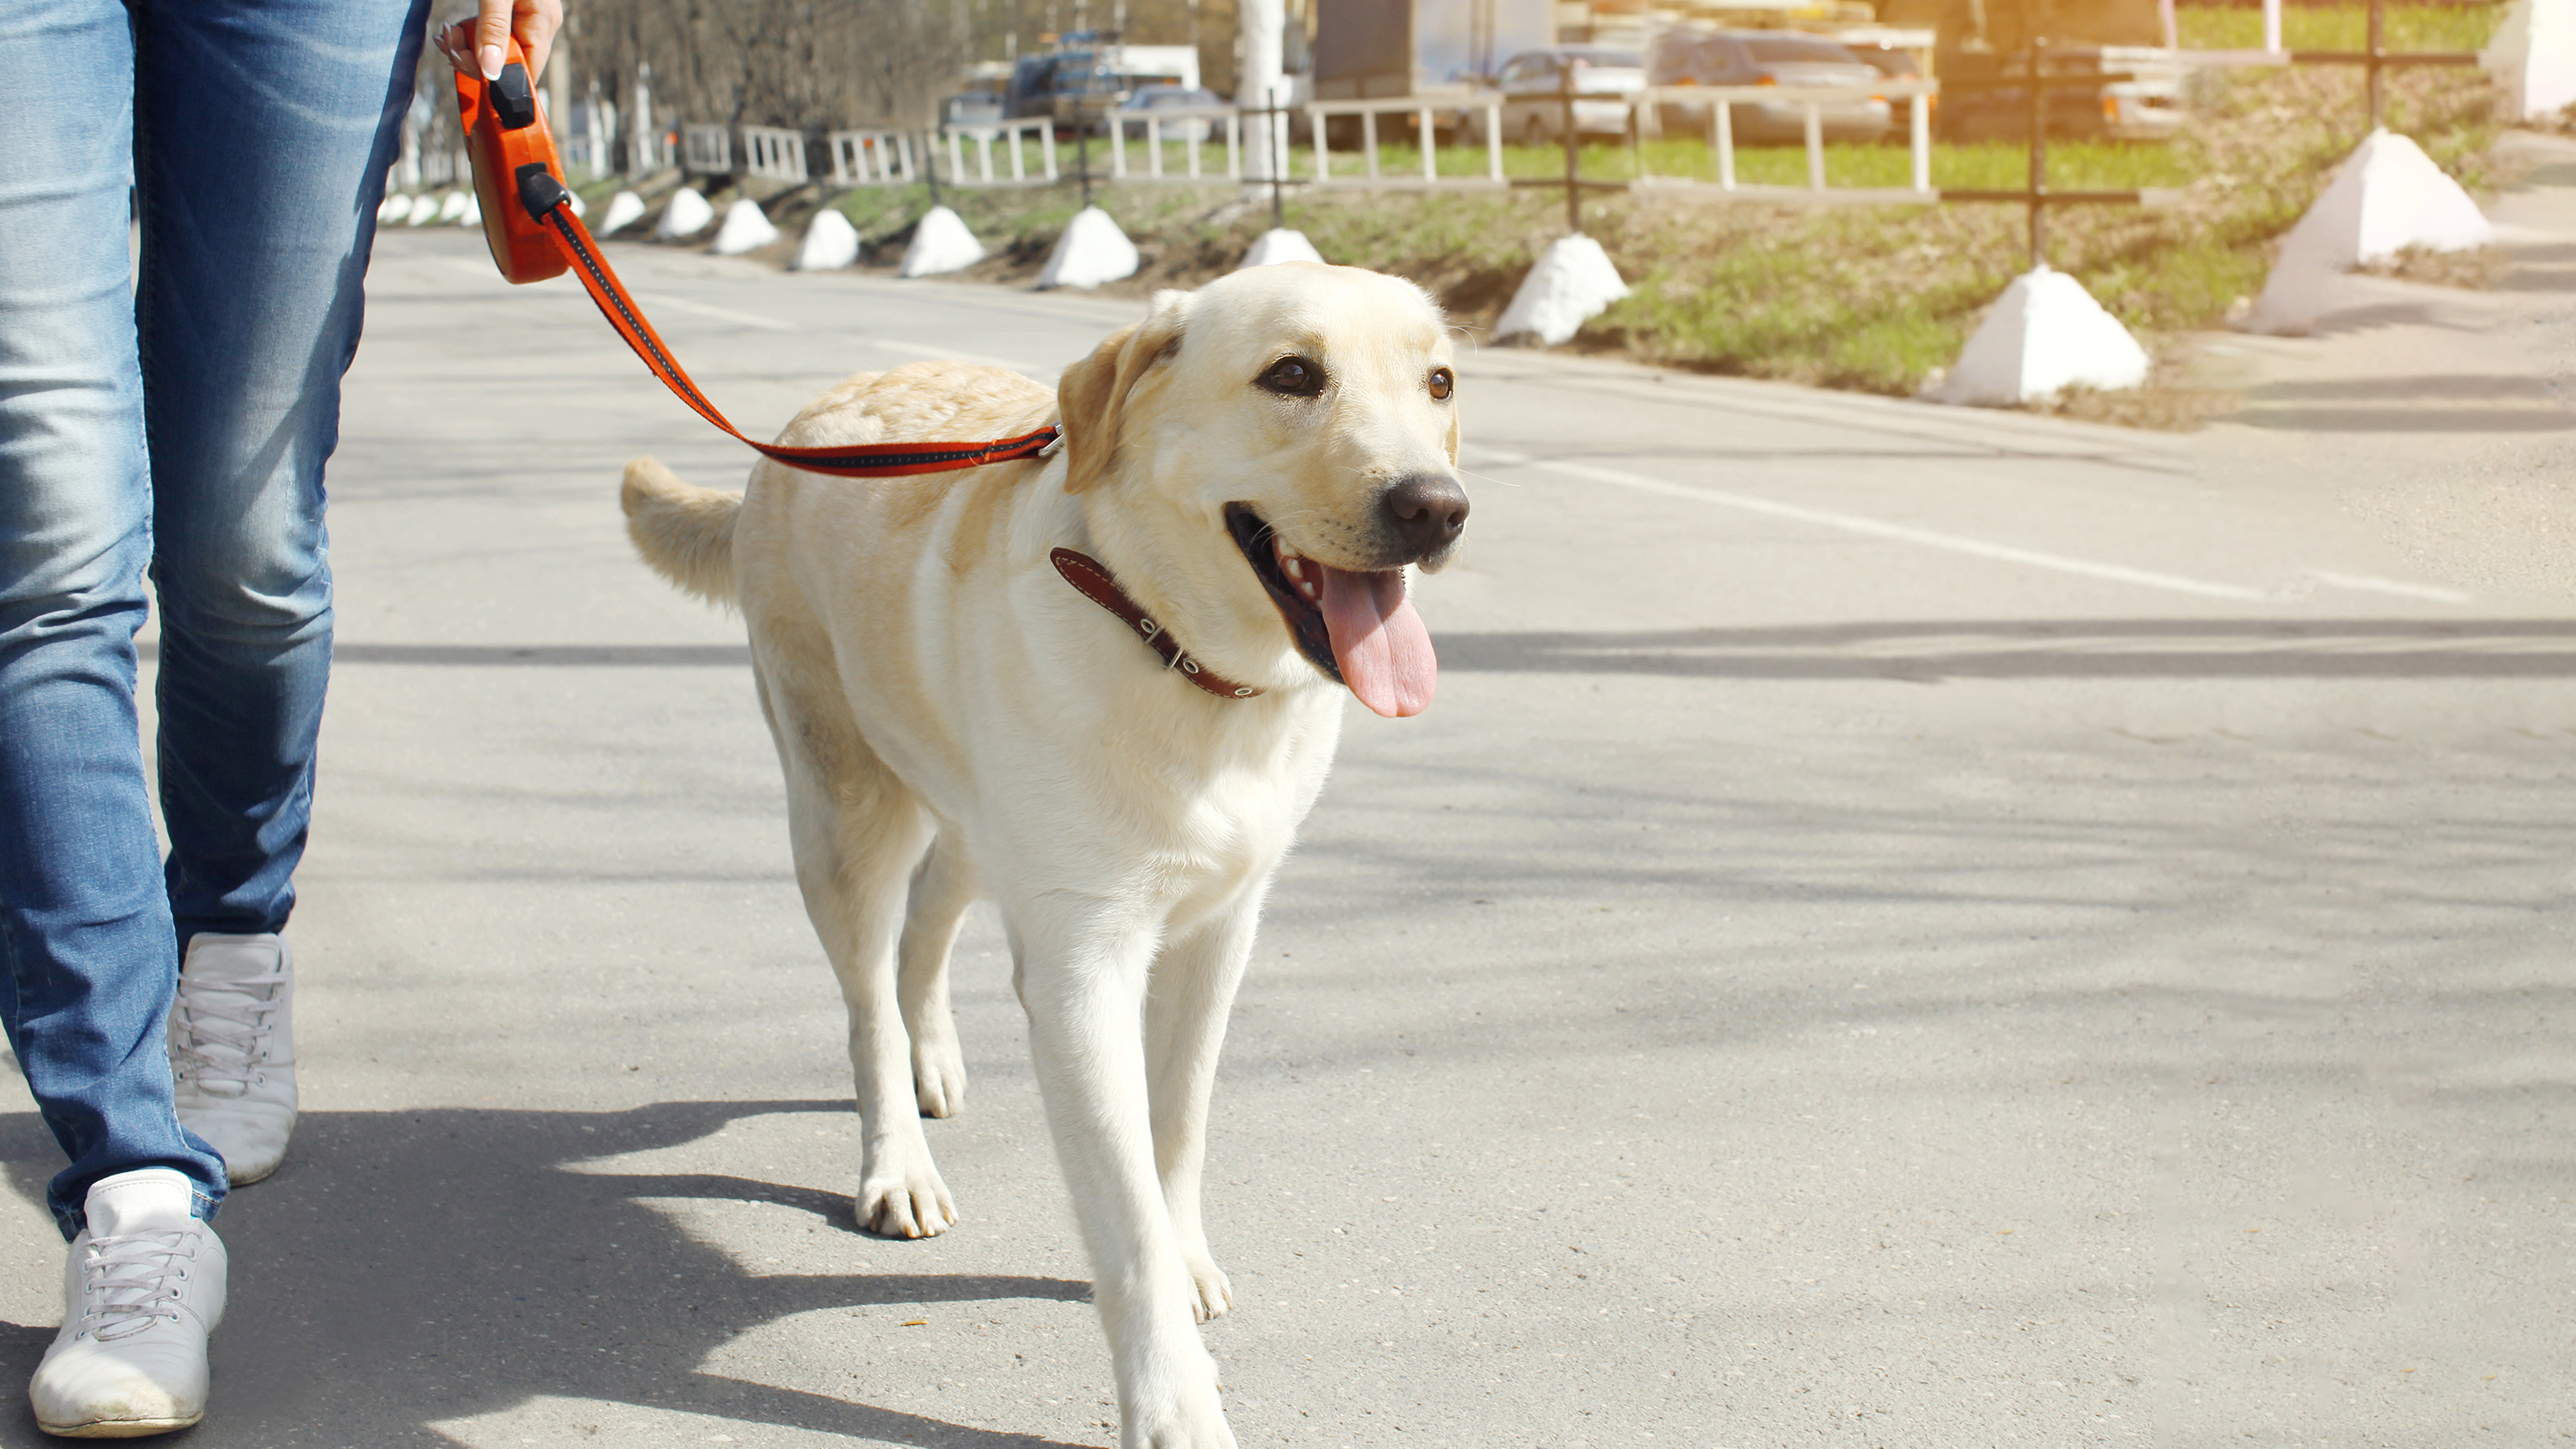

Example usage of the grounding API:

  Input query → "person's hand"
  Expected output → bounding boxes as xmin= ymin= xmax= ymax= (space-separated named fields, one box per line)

xmin=435 ymin=0 xmax=562 ymax=84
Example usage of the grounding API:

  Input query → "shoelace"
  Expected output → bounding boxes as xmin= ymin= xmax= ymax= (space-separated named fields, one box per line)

xmin=170 ymin=969 xmax=286 ymax=1096
xmin=76 ymin=1230 xmax=199 ymax=1341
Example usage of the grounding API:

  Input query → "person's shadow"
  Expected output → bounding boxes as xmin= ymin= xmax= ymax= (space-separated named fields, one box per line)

xmin=0 ymin=1102 xmax=1093 ymax=1447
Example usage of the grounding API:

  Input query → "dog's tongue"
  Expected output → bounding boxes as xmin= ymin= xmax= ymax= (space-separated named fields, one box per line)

xmin=1315 ymin=564 xmax=1436 ymax=717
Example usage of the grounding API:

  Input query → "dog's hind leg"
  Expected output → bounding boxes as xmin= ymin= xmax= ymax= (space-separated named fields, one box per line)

xmin=753 ymin=656 xmax=955 ymax=1239
xmin=1147 ymin=892 xmax=1263 ymax=1324
xmin=898 ymin=835 xmax=974 ymax=1118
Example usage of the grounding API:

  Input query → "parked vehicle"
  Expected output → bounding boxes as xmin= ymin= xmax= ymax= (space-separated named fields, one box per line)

xmin=1117 ymin=84 xmax=1228 ymax=143
xmin=1477 ymin=46 xmax=1647 ymax=146
xmin=1002 ymin=35 xmax=1202 ymax=134
xmin=1642 ymin=31 xmax=1892 ymax=144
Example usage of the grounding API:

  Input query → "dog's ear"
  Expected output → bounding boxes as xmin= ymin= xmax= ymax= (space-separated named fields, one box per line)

xmin=1057 ymin=289 xmax=1191 ymax=494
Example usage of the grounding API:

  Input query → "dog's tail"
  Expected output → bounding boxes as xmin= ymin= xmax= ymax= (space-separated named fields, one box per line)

xmin=621 ymin=456 xmax=741 ymax=605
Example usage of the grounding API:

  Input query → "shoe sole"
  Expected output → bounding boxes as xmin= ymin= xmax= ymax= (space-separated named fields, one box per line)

xmin=221 ymin=1155 xmax=281 ymax=1187
xmin=36 ymin=1413 xmax=204 ymax=1438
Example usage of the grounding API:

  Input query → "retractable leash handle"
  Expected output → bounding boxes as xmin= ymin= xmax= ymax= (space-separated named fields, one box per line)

xmin=452 ymin=37 xmax=1060 ymax=479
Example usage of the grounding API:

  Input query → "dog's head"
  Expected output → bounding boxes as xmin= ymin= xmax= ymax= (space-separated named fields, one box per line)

xmin=1056 ymin=263 xmax=1464 ymax=718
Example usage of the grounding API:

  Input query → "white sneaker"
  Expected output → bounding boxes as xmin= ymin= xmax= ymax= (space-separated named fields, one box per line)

xmin=167 ymin=933 xmax=297 ymax=1186
xmin=29 ymin=1168 xmax=227 ymax=1438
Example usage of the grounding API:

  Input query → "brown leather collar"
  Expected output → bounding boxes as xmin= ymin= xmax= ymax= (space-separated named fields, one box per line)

xmin=1051 ymin=547 xmax=1263 ymax=700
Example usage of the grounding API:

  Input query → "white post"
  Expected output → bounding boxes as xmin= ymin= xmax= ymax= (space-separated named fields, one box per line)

xmin=1910 ymin=92 xmax=1931 ymax=192
xmin=1186 ymin=117 xmax=1200 ymax=177
xmin=1485 ymin=100 xmax=1504 ymax=182
xmin=1313 ymin=105 xmax=1331 ymax=184
xmin=1419 ymin=106 xmax=1436 ymax=181
xmin=1240 ymin=0 xmax=1285 ymax=184
xmin=1149 ymin=116 xmax=1164 ymax=177
xmin=977 ymin=131 xmax=994 ymax=183
xmin=948 ymin=130 xmax=965 ymax=184
xmin=1804 ymin=102 xmax=1825 ymax=190
xmin=1010 ymin=126 xmax=1027 ymax=180
xmin=1715 ymin=101 xmax=1735 ymax=190
xmin=1363 ymin=109 xmax=1380 ymax=180
xmin=1226 ymin=113 xmax=1241 ymax=179
xmin=1111 ymin=114 xmax=1129 ymax=177
xmin=632 ymin=62 xmax=654 ymax=171
xmin=2263 ymin=0 xmax=2283 ymax=52
xmin=1041 ymin=124 xmax=1057 ymax=180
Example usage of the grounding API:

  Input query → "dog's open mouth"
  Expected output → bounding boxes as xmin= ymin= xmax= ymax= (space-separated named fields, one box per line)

xmin=1225 ymin=504 xmax=1437 ymax=718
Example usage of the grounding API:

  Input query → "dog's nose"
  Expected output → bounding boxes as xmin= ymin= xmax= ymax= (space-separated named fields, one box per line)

xmin=1380 ymin=474 xmax=1469 ymax=558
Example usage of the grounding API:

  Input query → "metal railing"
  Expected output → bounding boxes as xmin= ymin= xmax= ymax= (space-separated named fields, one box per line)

xmin=1630 ymin=80 xmax=1939 ymax=197
xmin=1105 ymin=108 xmax=1243 ymax=181
xmin=1307 ymin=96 xmax=1509 ymax=188
xmin=741 ymin=126 xmax=808 ymax=183
xmin=827 ymin=129 xmax=916 ymax=185
xmin=939 ymin=117 xmax=1058 ymax=186
xmin=681 ymin=123 xmax=731 ymax=175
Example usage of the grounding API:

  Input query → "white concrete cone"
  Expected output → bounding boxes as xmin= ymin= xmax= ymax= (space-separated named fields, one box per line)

xmin=656 ymin=187 xmax=714 ymax=240
xmin=377 ymin=193 xmax=413 ymax=224
xmin=456 ymin=191 xmax=481 ymax=228
xmin=709 ymin=198 xmax=779 ymax=255
xmin=900 ymin=206 xmax=986 ymax=278
xmin=2244 ymin=130 xmax=2495 ymax=334
xmin=1929 ymin=266 xmax=2150 ymax=407
xmin=599 ymin=189 xmax=647 ymax=235
xmin=1037 ymin=206 xmax=1140 ymax=290
xmin=407 ymin=192 xmax=446 ymax=225
xmin=795 ymin=208 xmax=862 ymax=271
xmin=436 ymin=190 xmax=470 ymax=224
xmin=2484 ymin=0 xmax=2576 ymax=121
xmin=1238 ymin=228 xmax=1325 ymax=269
xmin=1493 ymin=234 xmax=1631 ymax=346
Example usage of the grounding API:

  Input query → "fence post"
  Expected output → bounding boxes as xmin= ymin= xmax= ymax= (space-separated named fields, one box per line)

xmin=1226 ymin=113 xmax=1241 ymax=179
xmin=1715 ymin=102 xmax=1735 ymax=190
xmin=1363 ymin=109 xmax=1380 ymax=180
xmin=1804 ymin=102 xmax=1826 ymax=190
xmin=1419 ymin=106 xmax=1437 ymax=181
xmin=1041 ymin=125 xmax=1057 ymax=181
xmin=1485 ymin=100 xmax=1504 ymax=183
xmin=1313 ymin=109 xmax=1331 ymax=185
xmin=1910 ymin=92 xmax=1932 ymax=193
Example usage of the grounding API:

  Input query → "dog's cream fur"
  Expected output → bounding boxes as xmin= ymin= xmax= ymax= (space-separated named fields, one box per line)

xmin=620 ymin=263 xmax=1460 ymax=1449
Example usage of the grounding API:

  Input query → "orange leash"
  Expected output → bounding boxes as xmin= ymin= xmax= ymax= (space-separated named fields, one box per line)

xmin=456 ymin=37 xmax=1059 ymax=480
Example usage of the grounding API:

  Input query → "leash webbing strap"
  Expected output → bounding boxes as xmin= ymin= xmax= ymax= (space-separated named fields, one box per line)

xmin=514 ymin=167 xmax=1061 ymax=479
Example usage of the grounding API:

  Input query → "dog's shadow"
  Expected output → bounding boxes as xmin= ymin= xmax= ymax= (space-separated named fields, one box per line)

xmin=0 ymin=1104 xmax=1092 ymax=1447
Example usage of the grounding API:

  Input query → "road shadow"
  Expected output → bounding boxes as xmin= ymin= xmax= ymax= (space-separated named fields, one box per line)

xmin=1433 ymin=619 xmax=2576 ymax=680
xmin=0 ymin=1104 xmax=1091 ymax=1448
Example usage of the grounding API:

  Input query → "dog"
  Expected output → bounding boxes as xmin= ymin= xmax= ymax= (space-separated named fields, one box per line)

xmin=617 ymin=262 xmax=1468 ymax=1448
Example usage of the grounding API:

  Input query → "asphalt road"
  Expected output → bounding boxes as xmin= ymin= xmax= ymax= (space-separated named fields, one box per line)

xmin=1 ymin=217 xmax=2569 ymax=1449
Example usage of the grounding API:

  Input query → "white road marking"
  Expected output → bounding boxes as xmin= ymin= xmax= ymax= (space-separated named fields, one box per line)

xmin=1475 ymin=447 xmax=2273 ymax=601
xmin=2302 ymin=570 xmax=2475 ymax=605
xmin=1476 ymin=448 xmax=2467 ymax=606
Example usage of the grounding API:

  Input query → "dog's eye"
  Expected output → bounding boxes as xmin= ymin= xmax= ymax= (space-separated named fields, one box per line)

xmin=1428 ymin=368 xmax=1454 ymax=401
xmin=1257 ymin=356 xmax=1325 ymax=397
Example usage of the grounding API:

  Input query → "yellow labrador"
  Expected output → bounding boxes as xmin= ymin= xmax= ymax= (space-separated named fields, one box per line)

xmin=618 ymin=262 xmax=1466 ymax=1448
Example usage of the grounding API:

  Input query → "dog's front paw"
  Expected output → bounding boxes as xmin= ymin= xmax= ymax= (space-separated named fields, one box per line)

xmin=855 ymin=1160 xmax=956 ymax=1239
xmin=1181 ymin=1249 xmax=1234 ymax=1323
xmin=1122 ymin=1378 xmax=1235 ymax=1449
xmin=912 ymin=1031 xmax=968 ymax=1118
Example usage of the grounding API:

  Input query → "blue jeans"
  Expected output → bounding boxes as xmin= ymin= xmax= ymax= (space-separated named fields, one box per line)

xmin=0 ymin=0 xmax=427 ymax=1237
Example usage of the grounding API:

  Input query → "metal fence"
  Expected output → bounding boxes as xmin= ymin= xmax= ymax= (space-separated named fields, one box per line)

xmin=827 ymin=129 xmax=917 ymax=185
xmin=740 ymin=125 xmax=808 ymax=183
xmin=630 ymin=82 xmax=1950 ymax=203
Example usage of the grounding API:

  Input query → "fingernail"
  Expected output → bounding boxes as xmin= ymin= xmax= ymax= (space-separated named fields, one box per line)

xmin=480 ymin=43 xmax=503 ymax=80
